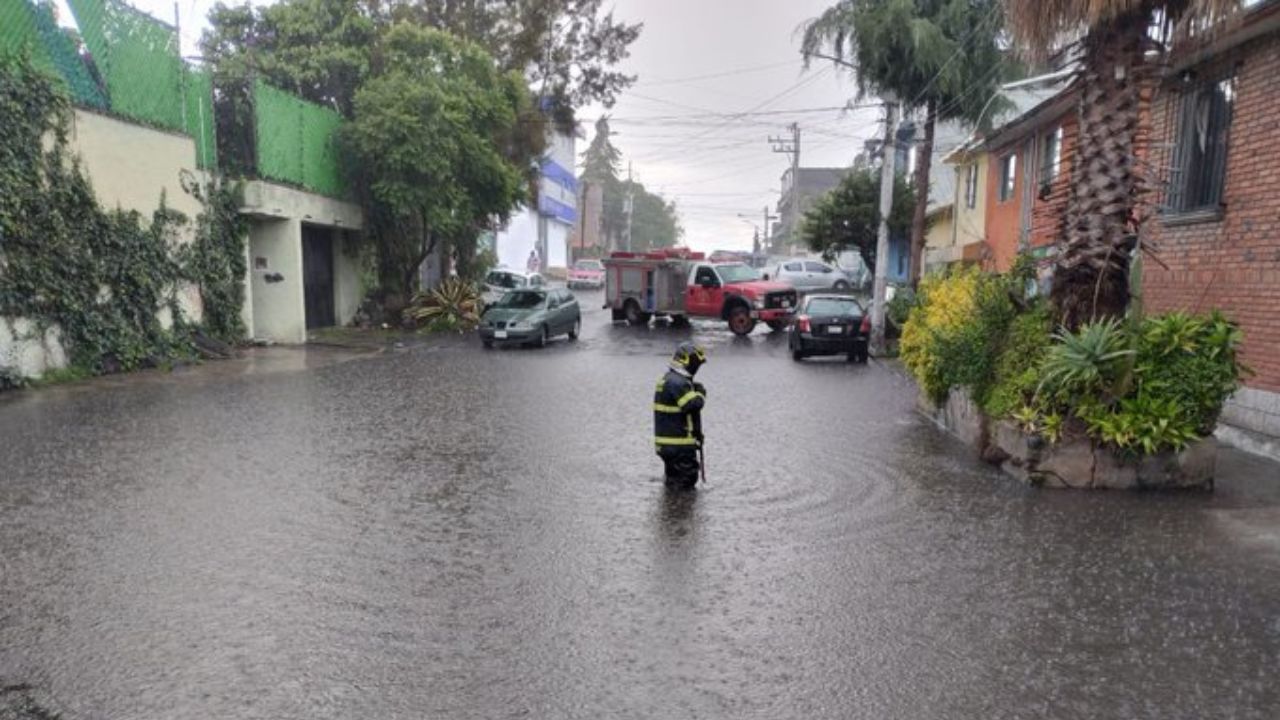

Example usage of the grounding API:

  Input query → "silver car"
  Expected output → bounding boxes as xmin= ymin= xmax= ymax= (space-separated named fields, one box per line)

xmin=482 ymin=269 xmax=545 ymax=307
xmin=768 ymin=259 xmax=854 ymax=292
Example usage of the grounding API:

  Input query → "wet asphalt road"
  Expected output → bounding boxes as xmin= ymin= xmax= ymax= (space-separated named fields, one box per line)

xmin=2 ymin=289 xmax=1279 ymax=719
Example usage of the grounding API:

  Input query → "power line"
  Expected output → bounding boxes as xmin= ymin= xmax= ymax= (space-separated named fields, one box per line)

xmin=629 ymin=66 xmax=836 ymax=166
xmin=635 ymin=59 xmax=803 ymax=88
xmin=609 ymin=103 xmax=878 ymax=124
xmin=905 ymin=1 xmax=1004 ymax=109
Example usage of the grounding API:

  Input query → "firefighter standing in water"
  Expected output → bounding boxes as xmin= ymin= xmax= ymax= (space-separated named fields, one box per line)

xmin=654 ymin=342 xmax=708 ymax=490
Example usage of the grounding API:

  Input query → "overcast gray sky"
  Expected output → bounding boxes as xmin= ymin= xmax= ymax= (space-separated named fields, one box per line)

xmin=70 ymin=0 xmax=886 ymax=253
xmin=579 ymin=0 xmax=884 ymax=252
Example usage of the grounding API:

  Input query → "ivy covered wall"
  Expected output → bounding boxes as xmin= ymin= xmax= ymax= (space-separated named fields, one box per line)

xmin=0 ymin=54 xmax=246 ymax=383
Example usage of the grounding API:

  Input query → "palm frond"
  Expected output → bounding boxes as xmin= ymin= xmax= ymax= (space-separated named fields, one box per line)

xmin=1003 ymin=0 xmax=1247 ymax=60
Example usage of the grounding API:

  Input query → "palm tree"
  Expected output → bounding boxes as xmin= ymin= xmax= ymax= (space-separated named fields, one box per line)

xmin=802 ymin=0 xmax=1010 ymax=288
xmin=1002 ymin=0 xmax=1242 ymax=326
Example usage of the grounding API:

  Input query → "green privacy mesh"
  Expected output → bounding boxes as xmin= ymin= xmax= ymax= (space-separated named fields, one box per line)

xmin=253 ymin=80 xmax=344 ymax=197
xmin=1 ymin=0 xmax=107 ymax=108
xmin=183 ymin=66 xmax=216 ymax=169
xmin=67 ymin=0 xmax=183 ymax=130
xmin=0 ymin=0 xmax=39 ymax=58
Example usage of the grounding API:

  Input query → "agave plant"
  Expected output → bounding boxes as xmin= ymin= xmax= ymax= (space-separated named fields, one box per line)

xmin=406 ymin=278 xmax=482 ymax=332
xmin=1038 ymin=317 xmax=1135 ymax=401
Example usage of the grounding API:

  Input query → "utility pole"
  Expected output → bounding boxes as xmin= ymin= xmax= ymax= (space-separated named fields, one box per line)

xmin=769 ymin=124 xmax=801 ymax=252
xmin=623 ymin=161 xmax=634 ymax=252
xmin=761 ymin=205 xmax=778 ymax=255
xmin=577 ymin=179 xmax=589 ymax=261
xmin=871 ymin=102 xmax=898 ymax=357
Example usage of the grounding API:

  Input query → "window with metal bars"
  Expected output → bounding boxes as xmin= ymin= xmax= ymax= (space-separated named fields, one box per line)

xmin=1167 ymin=71 xmax=1235 ymax=215
xmin=964 ymin=163 xmax=979 ymax=209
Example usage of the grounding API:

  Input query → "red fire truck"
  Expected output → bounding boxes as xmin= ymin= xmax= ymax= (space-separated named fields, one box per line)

xmin=601 ymin=248 xmax=798 ymax=336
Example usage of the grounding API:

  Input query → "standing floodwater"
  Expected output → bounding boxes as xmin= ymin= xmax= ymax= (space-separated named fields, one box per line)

xmin=2 ymin=296 xmax=1278 ymax=719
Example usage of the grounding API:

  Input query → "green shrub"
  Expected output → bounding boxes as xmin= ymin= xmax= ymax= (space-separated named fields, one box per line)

xmin=897 ymin=252 xmax=1244 ymax=457
xmin=886 ymin=286 xmax=916 ymax=329
xmin=983 ymin=302 xmax=1052 ymax=419
xmin=1134 ymin=311 xmax=1243 ymax=434
xmin=1078 ymin=395 xmax=1200 ymax=455
xmin=900 ymin=266 xmax=1027 ymax=406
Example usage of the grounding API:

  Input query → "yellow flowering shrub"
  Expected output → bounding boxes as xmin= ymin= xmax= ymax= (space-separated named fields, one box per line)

xmin=900 ymin=267 xmax=982 ymax=403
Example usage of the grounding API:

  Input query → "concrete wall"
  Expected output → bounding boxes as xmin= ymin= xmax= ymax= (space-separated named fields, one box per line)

xmin=334 ymin=231 xmax=363 ymax=327
xmin=240 ymin=181 xmax=363 ymax=344
xmin=0 ymin=320 xmax=67 ymax=379
xmin=925 ymin=210 xmax=951 ymax=250
xmin=547 ymin=220 xmax=569 ymax=270
xmin=1 ymin=109 xmax=204 ymax=378
xmin=496 ymin=208 xmax=540 ymax=271
xmin=249 ymin=218 xmax=306 ymax=344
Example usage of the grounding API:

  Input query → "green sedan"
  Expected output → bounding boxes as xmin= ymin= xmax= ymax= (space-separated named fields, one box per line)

xmin=479 ymin=288 xmax=581 ymax=349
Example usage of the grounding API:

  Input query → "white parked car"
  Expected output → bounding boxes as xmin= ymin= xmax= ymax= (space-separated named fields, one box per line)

xmin=767 ymin=259 xmax=856 ymax=292
xmin=482 ymin=269 xmax=545 ymax=307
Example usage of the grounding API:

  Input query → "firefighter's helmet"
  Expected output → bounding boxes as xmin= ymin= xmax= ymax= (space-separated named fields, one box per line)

xmin=672 ymin=342 xmax=707 ymax=375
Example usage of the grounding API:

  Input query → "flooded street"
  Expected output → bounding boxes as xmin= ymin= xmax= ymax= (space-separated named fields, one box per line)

xmin=2 ymin=292 xmax=1279 ymax=719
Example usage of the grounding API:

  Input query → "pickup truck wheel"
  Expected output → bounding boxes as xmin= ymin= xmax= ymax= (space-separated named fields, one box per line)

xmin=766 ymin=319 xmax=788 ymax=333
xmin=727 ymin=306 xmax=756 ymax=336
xmin=624 ymin=300 xmax=650 ymax=326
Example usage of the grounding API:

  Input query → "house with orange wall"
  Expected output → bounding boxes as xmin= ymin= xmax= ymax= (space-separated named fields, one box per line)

xmin=977 ymin=87 xmax=1079 ymax=273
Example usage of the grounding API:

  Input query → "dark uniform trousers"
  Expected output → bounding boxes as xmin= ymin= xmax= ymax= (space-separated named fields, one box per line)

xmin=653 ymin=368 xmax=706 ymax=491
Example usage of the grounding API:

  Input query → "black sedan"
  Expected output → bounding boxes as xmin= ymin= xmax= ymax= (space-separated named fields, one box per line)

xmin=789 ymin=294 xmax=870 ymax=363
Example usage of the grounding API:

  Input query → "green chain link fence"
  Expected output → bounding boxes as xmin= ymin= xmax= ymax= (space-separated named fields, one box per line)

xmin=2 ymin=0 xmax=215 ymax=167
xmin=2 ymin=0 xmax=107 ymax=108
xmin=253 ymin=80 xmax=344 ymax=197
xmin=184 ymin=66 xmax=216 ymax=169
xmin=67 ymin=0 xmax=183 ymax=129
xmin=3 ymin=0 xmax=350 ymax=186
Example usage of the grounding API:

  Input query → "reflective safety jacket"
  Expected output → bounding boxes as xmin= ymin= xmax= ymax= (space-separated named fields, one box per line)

xmin=653 ymin=367 xmax=705 ymax=449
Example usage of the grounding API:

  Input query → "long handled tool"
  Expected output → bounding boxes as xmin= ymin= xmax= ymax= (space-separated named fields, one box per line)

xmin=698 ymin=441 xmax=707 ymax=485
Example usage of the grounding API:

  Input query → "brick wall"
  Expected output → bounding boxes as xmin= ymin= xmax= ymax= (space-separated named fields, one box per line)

xmin=1029 ymin=111 xmax=1078 ymax=251
xmin=1144 ymin=33 xmax=1280 ymax=393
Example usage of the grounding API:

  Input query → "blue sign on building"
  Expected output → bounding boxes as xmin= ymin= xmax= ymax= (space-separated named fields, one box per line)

xmin=539 ymin=195 xmax=577 ymax=225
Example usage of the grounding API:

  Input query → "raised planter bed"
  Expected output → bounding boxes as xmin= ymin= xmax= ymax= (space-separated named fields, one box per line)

xmin=919 ymin=390 xmax=1217 ymax=491
xmin=987 ymin=420 xmax=1216 ymax=490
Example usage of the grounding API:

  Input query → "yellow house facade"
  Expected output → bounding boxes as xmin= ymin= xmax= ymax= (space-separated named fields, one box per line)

xmin=926 ymin=145 xmax=990 ymax=269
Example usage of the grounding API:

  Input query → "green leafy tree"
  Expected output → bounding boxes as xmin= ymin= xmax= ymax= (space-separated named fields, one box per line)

xmin=389 ymin=0 xmax=642 ymax=128
xmin=339 ymin=25 xmax=531 ymax=300
xmin=799 ymin=168 xmax=914 ymax=272
xmin=580 ymin=115 xmax=626 ymax=247
xmin=202 ymin=0 xmax=640 ymax=127
xmin=626 ymin=181 xmax=683 ymax=251
xmin=802 ymin=0 xmax=1011 ymax=287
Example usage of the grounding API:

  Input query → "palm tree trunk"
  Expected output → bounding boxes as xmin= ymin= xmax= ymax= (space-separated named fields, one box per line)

xmin=1051 ymin=9 xmax=1150 ymax=327
xmin=909 ymin=99 xmax=936 ymax=288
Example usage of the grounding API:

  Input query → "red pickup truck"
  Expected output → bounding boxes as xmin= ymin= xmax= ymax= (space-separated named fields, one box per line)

xmin=602 ymin=249 xmax=798 ymax=335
